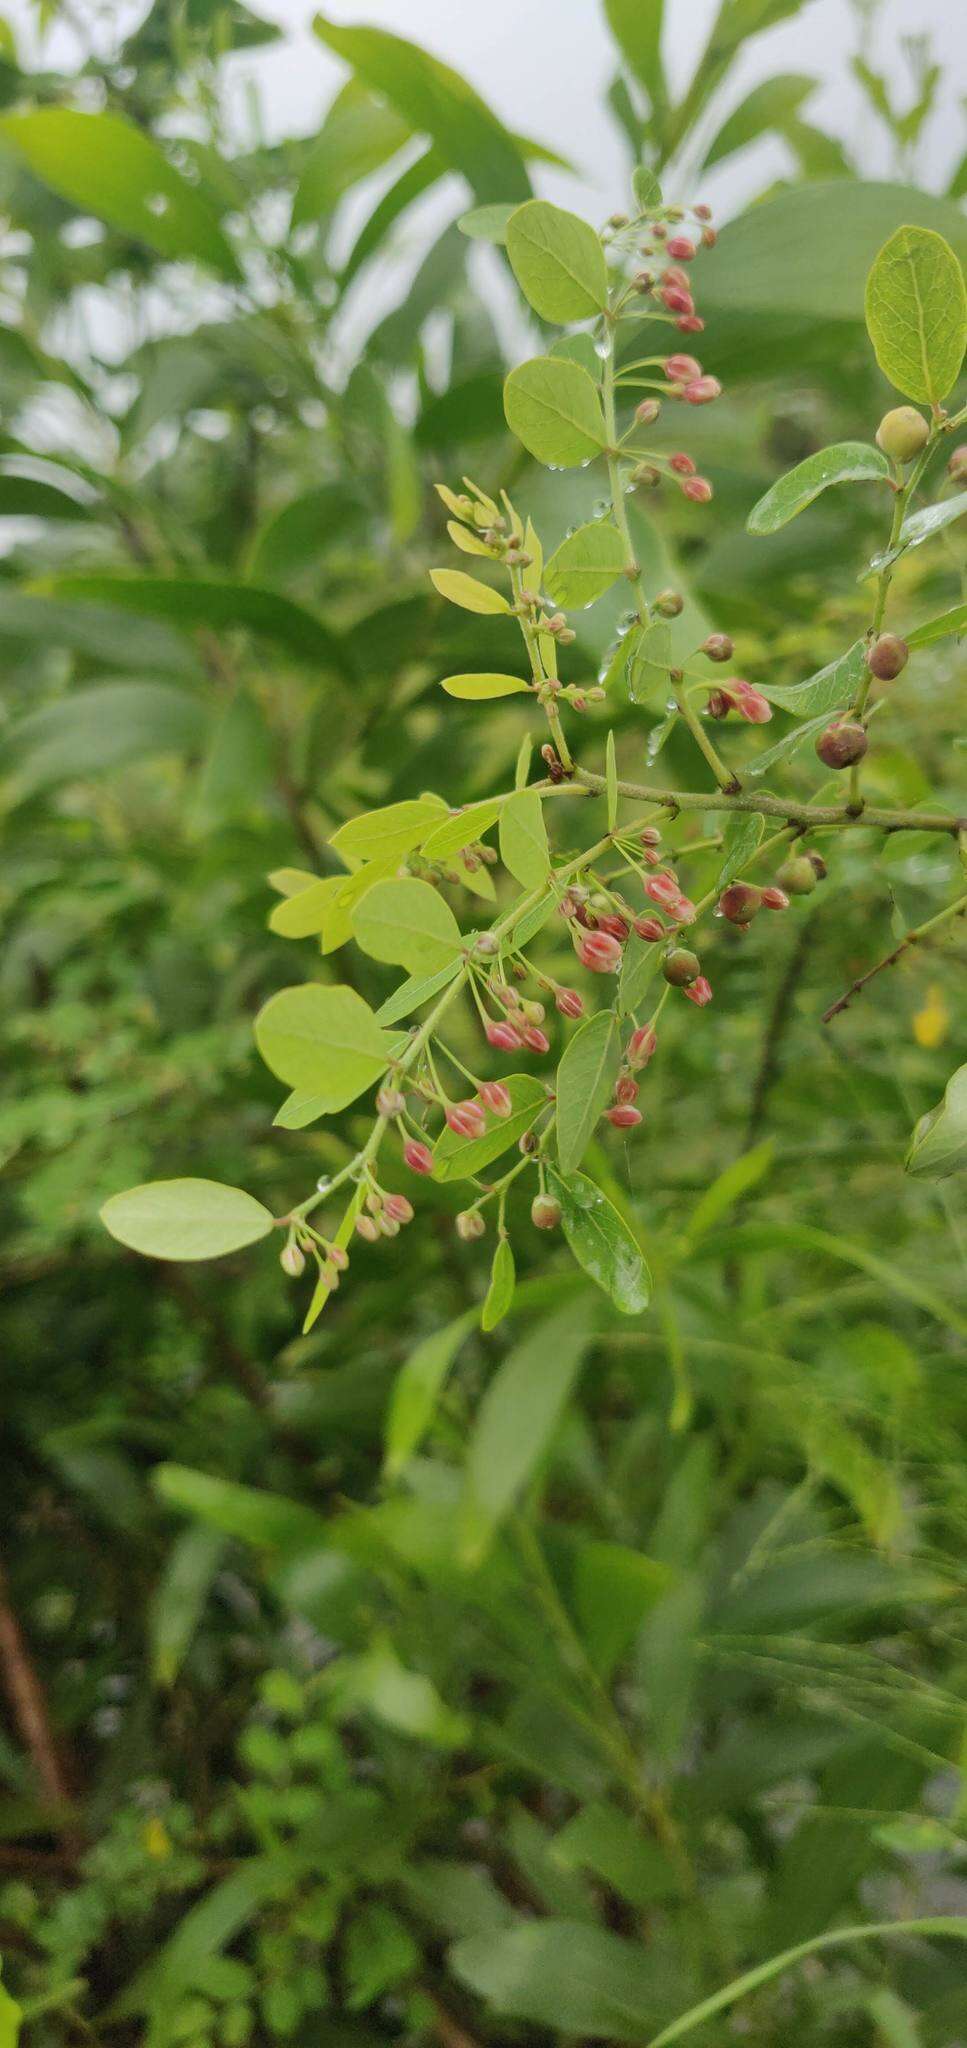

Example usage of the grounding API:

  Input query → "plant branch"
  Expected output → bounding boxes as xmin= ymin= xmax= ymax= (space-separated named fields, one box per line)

xmin=0 ymin=1556 xmax=76 ymax=1820
xmin=574 ymin=766 xmax=965 ymax=836
xmin=822 ymin=891 xmax=967 ymax=1022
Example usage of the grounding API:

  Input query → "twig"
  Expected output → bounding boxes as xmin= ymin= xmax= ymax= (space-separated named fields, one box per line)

xmin=0 ymin=1556 xmax=76 ymax=1818
xmin=746 ymin=911 xmax=818 ymax=1145
xmin=822 ymin=892 xmax=967 ymax=1023
xmin=574 ymin=767 xmax=965 ymax=838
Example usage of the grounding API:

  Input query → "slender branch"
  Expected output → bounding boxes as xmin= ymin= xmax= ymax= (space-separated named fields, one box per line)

xmin=822 ymin=891 xmax=967 ymax=1023
xmin=0 ymin=1556 xmax=76 ymax=1819
xmin=574 ymin=766 xmax=965 ymax=836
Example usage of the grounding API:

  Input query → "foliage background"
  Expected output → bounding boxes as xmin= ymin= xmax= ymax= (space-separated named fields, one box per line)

xmin=0 ymin=1 xmax=965 ymax=2044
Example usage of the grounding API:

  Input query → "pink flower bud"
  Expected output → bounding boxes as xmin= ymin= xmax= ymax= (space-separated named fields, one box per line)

xmin=701 ymin=226 xmax=717 ymax=248
xmin=446 ymin=1099 xmax=487 ymax=1140
xmin=521 ymin=1024 xmax=550 ymax=1053
xmin=683 ymin=976 xmax=713 ymax=1007
xmin=639 ymin=826 xmax=662 ymax=846
xmin=677 ymin=314 xmax=704 ymax=333
xmin=644 ymin=870 xmax=681 ymax=908
xmin=280 ymin=1242 xmax=306 ymax=1277
xmin=485 ymin=1018 xmax=522 ymax=1051
xmin=666 ymin=235 xmax=696 ymax=260
xmin=661 ymin=284 xmax=694 ymax=315
xmin=664 ymin=352 xmax=702 ymax=382
xmin=614 ymin=1074 xmax=639 ymax=1104
xmin=664 ymin=266 xmax=690 ymax=289
xmin=628 ymin=1025 xmax=657 ymax=1067
xmin=683 ymin=375 xmax=721 ymax=405
xmin=355 ymin=1213 xmax=380 ymax=1242
xmin=578 ymin=929 xmax=623 ymax=973
xmin=670 ymin=894 xmax=698 ymax=923
xmin=598 ymin=912 xmax=630 ymax=940
xmin=555 ymin=986 xmax=585 ymax=1019
xmin=606 ymin=1104 xmax=643 ymax=1129
xmin=669 ymin=451 xmax=696 ymax=475
xmin=761 ymin=886 xmax=790 ymax=910
xmin=682 ymin=475 xmax=713 ymax=502
xmin=479 ymin=1080 xmax=512 ymax=1117
xmin=383 ymin=1193 xmax=413 ymax=1224
xmin=403 ymin=1139 xmax=433 ymax=1175
xmin=328 ymin=1244 xmax=349 ymax=1271
xmin=731 ymin=680 xmax=772 ymax=723
xmin=633 ymin=916 xmax=664 ymax=942
xmin=634 ymin=398 xmax=661 ymax=425
xmin=694 ymin=203 xmax=712 ymax=221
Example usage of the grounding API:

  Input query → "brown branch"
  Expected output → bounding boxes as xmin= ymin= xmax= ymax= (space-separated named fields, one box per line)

xmin=574 ymin=766 xmax=966 ymax=837
xmin=822 ymin=892 xmax=967 ymax=1023
xmin=745 ymin=910 xmax=818 ymax=1147
xmin=0 ymin=1556 xmax=76 ymax=1817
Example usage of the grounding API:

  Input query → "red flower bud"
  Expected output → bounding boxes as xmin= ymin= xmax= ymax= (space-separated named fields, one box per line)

xmin=669 ymin=451 xmax=696 ymax=475
xmin=628 ymin=1025 xmax=658 ymax=1067
xmin=639 ymin=825 xmax=662 ymax=846
xmin=694 ymin=203 xmax=712 ymax=220
xmin=531 ymin=1193 xmax=561 ymax=1231
xmin=521 ymin=1024 xmax=551 ymax=1053
xmin=383 ymin=1193 xmax=413 ymax=1224
xmin=734 ymin=682 xmax=772 ymax=724
xmin=666 ymin=235 xmax=697 ymax=260
xmin=661 ymin=284 xmax=694 ymax=314
xmin=479 ymin=1080 xmax=512 ymax=1117
xmin=761 ymin=886 xmax=790 ymax=910
xmin=683 ymin=975 xmax=713 ymax=1006
xmin=683 ymin=375 xmax=721 ymax=404
xmin=606 ymin=1104 xmax=643 ymax=1129
xmin=446 ymin=1099 xmax=487 ymax=1139
xmin=676 ymin=314 xmax=704 ymax=333
xmin=663 ymin=266 xmax=690 ymax=290
xmin=614 ymin=1074 xmax=640 ymax=1104
xmin=403 ymin=1140 xmax=433 ymax=1175
xmin=645 ymin=870 xmax=681 ymax=908
xmin=485 ymin=1018 xmax=522 ymax=1051
xmin=555 ymin=986 xmax=585 ymax=1019
xmin=664 ymin=352 xmax=702 ymax=381
xmin=598 ymin=912 xmax=630 ymax=940
xmin=634 ymin=397 xmax=661 ymax=425
xmin=633 ymin=916 xmax=664 ymax=942
xmin=682 ymin=475 xmax=713 ymax=502
xmin=577 ymin=929 xmax=623 ymax=973
xmin=670 ymin=894 xmax=698 ymax=923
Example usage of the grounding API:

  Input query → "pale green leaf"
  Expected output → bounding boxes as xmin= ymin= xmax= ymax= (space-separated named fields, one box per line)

xmin=865 ymin=224 xmax=967 ymax=403
xmin=429 ymin=568 xmax=510 ymax=614
xmin=384 ymin=1309 xmax=477 ymax=1475
xmin=906 ymin=602 xmax=967 ymax=647
xmin=863 ymin=490 xmax=967 ymax=576
xmin=254 ymin=983 xmax=394 ymax=1099
xmin=440 ymin=671 xmax=529 ymax=699
xmin=503 ymin=356 xmax=608 ymax=467
xmin=458 ymin=202 xmax=516 ymax=244
xmin=544 ymin=521 xmax=627 ymax=609
xmin=463 ymin=1305 xmax=590 ymax=1558
xmin=433 ymin=1075 xmax=547 ymax=1182
xmin=702 ymin=73 xmax=814 ymax=170
xmin=716 ymin=812 xmax=763 ymax=889
xmin=506 ymin=199 xmax=608 ymax=323
xmin=101 ymin=1180 xmax=274 ymax=1262
xmin=747 ymin=442 xmax=889 ymax=534
xmin=760 ymin=639 xmax=866 ymax=717
xmin=422 ymin=800 xmax=505 ymax=859
xmin=330 ymin=798 xmax=446 ymax=865
xmin=499 ymin=787 xmax=549 ymax=889
xmin=352 ymin=878 xmax=463 ymax=975
xmin=905 ymin=1064 xmax=967 ymax=1180
xmin=618 ymin=931 xmax=661 ymax=1016
xmin=481 ymin=1237 xmax=516 ymax=1331
xmin=556 ymin=1011 xmax=621 ymax=1175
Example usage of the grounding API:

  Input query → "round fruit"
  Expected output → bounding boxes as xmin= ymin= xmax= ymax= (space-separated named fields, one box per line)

xmin=875 ymin=407 xmax=929 ymax=462
xmin=815 ymin=722 xmax=868 ymax=770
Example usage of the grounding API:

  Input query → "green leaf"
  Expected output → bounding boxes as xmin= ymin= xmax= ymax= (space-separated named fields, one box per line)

xmin=0 ymin=472 xmax=92 ymax=521
xmin=499 ymin=787 xmax=549 ymax=889
xmin=254 ymin=983 xmax=394 ymax=1100
xmin=503 ymin=356 xmax=608 ymax=468
xmin=247 ymin=482 xmax=366 ymax=586
xmin=46 ymin=573 xmax=348 ymax=670
xmin=746 ymin=442 xmax=889 ymax=534
xmin=544 ymin=521 xmax=627 ymax=609
xmin=604 ymin=0 xmax=666 ymax=116
xmin=451 ymin=1917 xmax=670 ymax=2035
xmin=760 ymin=638 xmax=866 ymax=717
xmin=0 ymin=1968 xmax=20 ymax=2048
xmin=0 ymin=586 xmax=200 ymax=676
xmin=556 ymin=1011 xmax=621 ymax=1175
xmin=332 ymin=1642 xmax=467 ymax=1749
xmin=905 ymin=1064 xmax=967 ymax=1180
xmin=506 ymin=199 xmax=608 ymax=323
xmin=312 ymin=13 xmax=529 ymax=202
xmin=863 ymin=490 xmax=967 ymax=576
xmin=745 ymin=710 xmax=836 ymax=776
xmin=716 ymin=812 xmax=763 ymax=889
xmin=429 ymin=569 xmax=510 ymax=615
xmin=683 ymin=1140 xmax=775 ymax=1243
xmin=633 ymin=166 xmax=663 ymax=210
xmin=149 ymin=1527 xmax=225 ymax=1688
xmin=344 ymin=1901 xmax=418 ymax=2010
xmin=865 ymin=224 xmax=967 ymax=403
xmin=627 ymin=620 xmax=673 ymax=705
xmin=553 ymin=1799 xmax=676 ymax=1907
xmin=482 ymin=1237 xmax=516 ymax=1331
xmin=3 ymin=682 xmax=206 ymax=800
xmin=352 ymin=878 xmax=463 ymax=976
xmin=618 ymin=931 xmax=661 ymax=1016
xmin=268 ymin=877 xmax=343 ymax=941
xmin=155 ymin=1465 xmax=326 ymax=1554
xmin=384 ymin=1309 xmax=477 ymax=1476
xmin=573 ymin=1541 xmax=673 ymax=1681
xmin=375 ymin=960 xmax=464 ymax=1027
xmin=440 ymin=671 xmax=529 ymax=699
xmin=906 ymin=602 xmax=967 ymax=647
xmin=463 ymin=1305 xmax=590 ymax=1558
xmin=458 ymin=202 xmax=515 ymax=244
xmin=291 ymin=79 xmax=411 ymax=227
xmin=433 ymin=1076 xmax=547 ymax=1182
xmin=422 ymin=800 xmax=505 ymax=860
xmin=330 ymin=797 xmax=446 ymax=865
xmin=702 ymin=73 xmax=814 ymax=170
xmin=644 ymin=1920 xmax=967 ymax=2048
xmin=547 ymin=1166 xmax=651 ymax=1315
xmin=100 ymin=1179 xmax=274 ymax=1262
xmin=0 ymin=109 xmax=239 ymax=277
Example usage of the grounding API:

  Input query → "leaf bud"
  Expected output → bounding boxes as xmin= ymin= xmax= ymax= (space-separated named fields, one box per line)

xmin=875 ymin=406 xmax=929 ymax=462
xmin=662 ymin=946 xmax=700 ymax=986
xmin=866 ymin=633 xmax=908 ymax=681
xmin=531 ymin=1193 xmax=561 ymax=1230
xmin=815 ymin=722 xmax=867 ymax=770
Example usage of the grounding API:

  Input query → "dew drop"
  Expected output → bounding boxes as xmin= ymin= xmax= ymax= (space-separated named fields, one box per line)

xmin=315 ymin=1175 xmax=332 ymax=1195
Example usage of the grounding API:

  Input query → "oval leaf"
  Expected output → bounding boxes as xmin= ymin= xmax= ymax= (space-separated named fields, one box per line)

xmin=254 ymin=983 xmax=394 ymax=1100
xmin=101 ymin=1179 xmax=274 ymax=1262
xmin=440 ymin=672 xmax=530 ymax=699
xmin=499 ymin=787 xmax=549 ymax=890
xmin=760 ymin=639 xmax=866 ymax=717
xmin=506 ymin=199 xmax=608 ymax=322
xmin=905 ymin=1064 xmax=967 ymax=1180
xmin=547 ymin=1167 xmax=651 ymax=1315
xmin=481 ymin=1237 xmax=516 ymax=1332
xmin=503 ymin=356 xmax=607 ymax=468
xmin=865 ymin=224 xmax=967 ymax=403
xmin=556 ymin=1010 xmax=621 ymax=1175
xmin=352 ymin=878 xmax=463 ymax=975
xmin=863 ymin=490 xmax=967 ymax=577
xmin=544 ymin=521 xmax=627 ymax=609
xmin=429 ymin=569 xmax=509 ymax=615
xmin=747 ymin=443 xmax=889 ymax=535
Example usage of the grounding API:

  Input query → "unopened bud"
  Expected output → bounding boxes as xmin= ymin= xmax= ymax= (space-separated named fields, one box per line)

xmin=531 ymin=1193 xmax=561 ymax=1230
xmin=376 ymin=1086 xmax=406 ymax=1118
xmin=948 ymin=444 xmax=967 ymax=483
xmin=280 ymin=1242 xmax=306 ymax=1278
xmin=446 ymin=1099 xmax=487 ymax=1140
xmin=666 ymin=234 xmax=696 ymax=260
xmin=806 ymin=851 xmax=827 ymax=880
xmin=866 ymin=633 xmax=908 ymax=681
xmin=403 ymin=1139 xmax=434 ymax=1175
xmin=628 ymin=1025 xmax=657 ymax=1066
xmin=682 ymin=475 xmax=713 ymax=502
xmin=677 ymin=314 xmax=705 ymax=333
xmin=662 ymin=946 xmax=700 ymax=986
xmin=654 ymin=588 xmax=683 ymax=617
xmin=761 ymin=886 xmax=789 ymax=910
xmin=480 ymin=1080 xmax=512 ymax=1116
xmin=383 ymin=1193 xmax=413 ymax=1225
xmin=578 ymin=929 xmax=624 ymax=973
xmin=664 ymin=352 xmax=702 ymax=382
xmin=875 ymin=406 xmax=929 ymax=463
xmin=606 ymin=1103 xmax=642 ymax=1129
xmin=555 ymin=986 xmax=585 ymax=1019
xmin=355 ymin=1213 xmax=380 ymax=1241
xmin=669 ymin=451 xmax=696 ymax=475
xmin=634 ymin=398 xmax=661 ymax=425
xmin=633 ymin=915 xmax=664 ymax=942
xmin=456 ymin=1209 xmax=486 ymax=1241
xmin=815 ymin=721 xmax=867 ymax=770
xmin=632 ymin=462 xmax=661 ymax=488
xmin=684 ymin=974 xmax=713 ymax=1006
xmin=661 ymin=284 xmax=694 ymax=315
xmin=703 ymin=632 xmax=733 ymax=662
xmin=683 ymin=375 xmax=721 ymax=405
xmin=614 ymin=1074 xmax=639 ymax=1104
xmin=521 ymin=1024 xmax=550 ymax=1053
